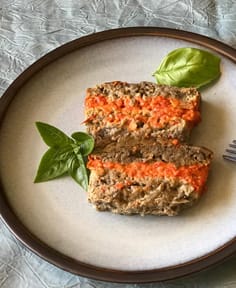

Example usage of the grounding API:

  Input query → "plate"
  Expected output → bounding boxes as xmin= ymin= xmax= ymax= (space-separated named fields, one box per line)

xmin=0 ymin=27 xmax=236 ymax=283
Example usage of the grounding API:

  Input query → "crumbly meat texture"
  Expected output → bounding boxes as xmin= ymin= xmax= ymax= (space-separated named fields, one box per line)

xmin=86 ymin=81 xmax=200 ymax=101
xmin=88 ymin=170 xmax=199 ymax=216
xmin=92 ymin=138 xmax=212 ymax=167
xmin=85 ymin=81 xmax=201 ymax=146
xmin=87 ymin=141 xmax=213 ymax=216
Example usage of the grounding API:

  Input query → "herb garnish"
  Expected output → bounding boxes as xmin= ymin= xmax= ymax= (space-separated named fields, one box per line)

xmin=34 ymin=122 xmax=94 ymax=191
xmin=153 ymin=47 xmax=221 ymax=88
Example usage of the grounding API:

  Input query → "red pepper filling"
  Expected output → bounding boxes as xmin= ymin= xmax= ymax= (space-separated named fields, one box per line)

xmin=87 ymin=156 xmax=209 ymax=194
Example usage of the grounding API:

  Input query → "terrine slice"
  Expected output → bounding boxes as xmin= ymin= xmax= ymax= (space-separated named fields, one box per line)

xmin=84 ymin=81 xmax=201 ymax=147
xmin=87 ymin=139 xmax=213 ymax=216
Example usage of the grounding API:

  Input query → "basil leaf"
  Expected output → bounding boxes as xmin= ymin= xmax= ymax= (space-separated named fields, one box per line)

xmin=153 ymin=47 xmax=221 ymax=88
xmin=35 ymin=122 xmax=72 ymax=148
xmin=34 ymin=146 xmax=73 ymax=182
xmin=35 ymin=122 xmax=93 ymax=191
xmin=71 ymin=132 xmax=94 ymax=156
xmin=68 ymin=153 xmax=89 ymax=191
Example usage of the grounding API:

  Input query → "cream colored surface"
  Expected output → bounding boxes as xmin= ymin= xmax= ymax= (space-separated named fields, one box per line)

xmin=0 ymin=36 xmax=236 ymax=270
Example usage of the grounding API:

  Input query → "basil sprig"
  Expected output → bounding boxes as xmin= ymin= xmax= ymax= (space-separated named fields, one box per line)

xmin=153 ymin=47 xmax=221 ymax=88
xmin=34 ymin=122 xmax=94 ymax=191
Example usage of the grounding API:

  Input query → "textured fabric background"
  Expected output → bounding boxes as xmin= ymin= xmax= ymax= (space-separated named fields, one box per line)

xmin=0 ymin=0 xmax=236 ymax=287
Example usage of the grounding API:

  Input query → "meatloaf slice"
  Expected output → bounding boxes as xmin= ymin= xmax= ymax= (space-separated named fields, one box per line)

xmin=87 ymin=140 xmax=213 ymax=216
xmin=85 ymin=81 xmax=201 ymax=147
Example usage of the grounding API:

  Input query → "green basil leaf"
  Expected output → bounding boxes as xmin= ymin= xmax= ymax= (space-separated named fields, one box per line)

xmin=153 ymin=47 xmax=221 ymax=88
xmin=71 ymin=132 xmax=94 ymax=156
xmin=34 ymin=146 xmax=73 ymax=182
xmin=35 ymin=122 xmax=73 ymax=148
xmin=68 ymin=153 xmax=89 ymax=191
xmin=35 ymin=122 xmax=93 ymax=190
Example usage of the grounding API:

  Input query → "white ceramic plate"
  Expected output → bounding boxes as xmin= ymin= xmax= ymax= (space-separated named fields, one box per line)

xmin=0 ymin=28 xmax=236 ymax=283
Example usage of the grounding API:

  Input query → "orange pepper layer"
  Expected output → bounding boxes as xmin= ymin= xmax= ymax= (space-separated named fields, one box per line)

xmin=87 ymin=157 xmax=210 ymax=194
xmin=85 ymin=95 xmax=201 ymax=130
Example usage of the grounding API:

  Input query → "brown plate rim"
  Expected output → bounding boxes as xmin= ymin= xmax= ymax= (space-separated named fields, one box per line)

xmin=0 ymin=27 xmax=236 ymax=283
